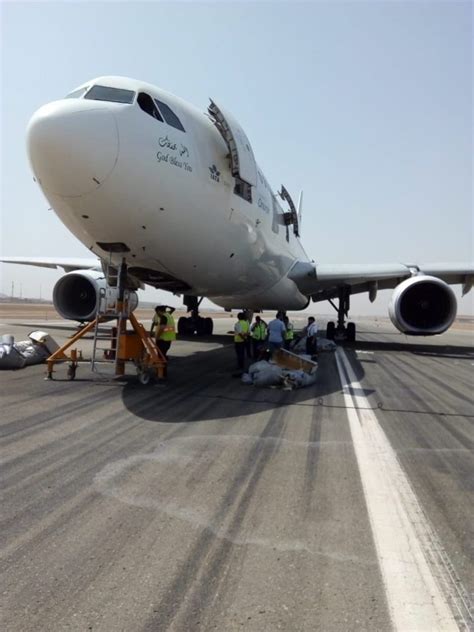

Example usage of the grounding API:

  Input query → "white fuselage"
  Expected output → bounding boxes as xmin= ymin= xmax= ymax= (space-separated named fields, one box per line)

xmin=27 ymin=76 xmax=311 ymax=310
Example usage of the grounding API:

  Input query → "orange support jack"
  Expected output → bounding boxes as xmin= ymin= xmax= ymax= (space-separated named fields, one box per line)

xmin=45 ymin=318 xmax=105 ymax=380
xmin=128 ymin=312 xmax=167 ymax=382
xmin=45 ymin=310 xmax=167 ymax=384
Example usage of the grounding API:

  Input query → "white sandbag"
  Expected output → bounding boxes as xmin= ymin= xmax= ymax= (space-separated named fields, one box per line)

xmin=14 ymin=341 xmax=50 ymax=366
xmin=0 ymin=344 xmax=26 ymax=369
xmin=241 ymin=372 xmax=253 ymax=385
xmin=318 ymin=337 xmax=337 ymax=352
xmin=290 ymin=337 xmax=307 ymax=353
xmin=251 ymin=363 xmax=284 ymax=387
xmin=297 ymin=371 xmax=318 ymax=387
xmin=28 ymin=331 xmax=60 ymax=355
xmin=248 ymin=360 xmax=273 ymax=375
xmin=280 ymin=368 xmax=318 ymax=389
xmin=0 ymin=332 xmax=54 ymax=369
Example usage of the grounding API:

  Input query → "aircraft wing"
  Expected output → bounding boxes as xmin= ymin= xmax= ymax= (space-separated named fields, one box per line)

xmin=0 ymin=256 xmax=101 ymax=273
xmin=288 ymin=261 xmax=474 ymax=302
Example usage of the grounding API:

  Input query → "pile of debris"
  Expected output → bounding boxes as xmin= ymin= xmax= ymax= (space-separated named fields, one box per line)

xmin=241 ymin=348 xmax=318 ymax=390
xmin=0 ymin=331 xmax=59 ymax=370
xmin=291 ymin=336 xmax=337 ymax=353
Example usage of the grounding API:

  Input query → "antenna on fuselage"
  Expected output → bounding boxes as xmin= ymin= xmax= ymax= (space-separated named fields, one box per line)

xmin=297 ymin=190 xmax=303 ymax=231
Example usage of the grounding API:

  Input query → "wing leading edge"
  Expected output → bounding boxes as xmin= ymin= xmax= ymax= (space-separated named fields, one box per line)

xmin=0 ymin=257 xmax=101 ymax=273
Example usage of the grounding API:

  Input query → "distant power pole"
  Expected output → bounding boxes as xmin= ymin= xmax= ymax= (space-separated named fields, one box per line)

xmin=11 ymin=281 xmax=14 ymax=298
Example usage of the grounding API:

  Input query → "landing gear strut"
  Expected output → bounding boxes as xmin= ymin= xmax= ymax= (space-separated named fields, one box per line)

xmin=326 ymin=286 xmax=356 ymax=342
xmin=177 ymin=296 xmax=213 ymax=336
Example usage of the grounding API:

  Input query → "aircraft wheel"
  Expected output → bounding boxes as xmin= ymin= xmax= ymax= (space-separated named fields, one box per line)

xmin=67 ymin=365 xmax=76 ymax=380
xmin=178 ymin=316 xmax=190 ymax=335
xmin=204 ymin=317 xmax=213 ymax=335
xmin=196 ymin=317 xmax=207 ymax=336
xmin=326 ymin=321 xmax=335 ymax=340
xmin=347 ymin=322 xmax=356 ymax=342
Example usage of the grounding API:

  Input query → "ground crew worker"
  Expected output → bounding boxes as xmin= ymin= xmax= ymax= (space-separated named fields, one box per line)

xmin=305 ymin=316 xmax=318 ymax=357
xmin=250 ymin=315 xmax=267 ymax=359
xmin=283 ymin=316 xmax=294 ymax=350
xmin=152 ymin=305 xmax=176 ymax=377
xmin=243 ymin=310 xmax=252 ymax=358
xmin=267 ymin=312 xmax=286 ymax=355
xmin=233 ymin=312 xmax=250 ymax=373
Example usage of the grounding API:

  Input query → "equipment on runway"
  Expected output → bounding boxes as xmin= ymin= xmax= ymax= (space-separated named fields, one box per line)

xmin=44 ymin=261 xmax=166 ymax=384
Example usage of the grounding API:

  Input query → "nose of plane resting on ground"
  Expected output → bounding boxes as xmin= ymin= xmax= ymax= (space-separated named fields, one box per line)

xmin=27 ymin=101 xmax=119 ymax=197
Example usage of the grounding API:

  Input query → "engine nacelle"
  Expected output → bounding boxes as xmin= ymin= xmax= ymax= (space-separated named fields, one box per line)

xmin=389 ymin=275 xmax=457 ymax=335
xmin=53 ymin=270 xmax=138 ymax=321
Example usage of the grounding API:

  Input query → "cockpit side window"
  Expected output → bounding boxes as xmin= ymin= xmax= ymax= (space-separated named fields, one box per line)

xmin=137 ymin=93 xmax=163 ymax=121
xmin=65 ymin=86 xmax=89 ymax=99
xmin=154 ymin=99 xmax=185 ymax=132
xmin=84 ymin=85 xmax=135 ymax=104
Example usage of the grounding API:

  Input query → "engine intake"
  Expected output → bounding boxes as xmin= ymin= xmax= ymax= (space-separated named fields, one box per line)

xmin=53 ymin=270 xmax=138 ymax=321
xmin=389 ymin=275 xmax=457 ymax=335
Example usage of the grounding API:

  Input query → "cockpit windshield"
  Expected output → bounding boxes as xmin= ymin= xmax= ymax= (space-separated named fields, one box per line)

xmin=65 ymin=86 xmax=89 ymax=99
xmin=84 ymin=85 xmax=135 ymax=104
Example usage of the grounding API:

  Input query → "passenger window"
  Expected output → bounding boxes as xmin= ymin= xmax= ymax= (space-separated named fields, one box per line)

xmin=154 ymin=99 xmax=185 ymax=132
xmin=137 ymin=93 xmax=163 ymax=121
xmin=84 ymin=85 xmax=135 ymax=104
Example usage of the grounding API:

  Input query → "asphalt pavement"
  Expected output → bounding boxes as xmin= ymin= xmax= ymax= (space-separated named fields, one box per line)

xmin=0 ymin=315 xmax=473 ymax=631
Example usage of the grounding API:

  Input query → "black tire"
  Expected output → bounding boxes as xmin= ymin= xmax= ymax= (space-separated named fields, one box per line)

xmin=67 ymin=365 xmax=76 ymax=380
xmin=347 ymin=322 xmax=356 ymax=342
xmin=138 ymin=370 xmax=153 ymax=385
xmin=204 ymin=317 xmax=213 ymax=335
xmin=326 ymin=321 xmax=335 ymax=340
xmin=196 ymin=317 xmax=207 ymax=336
xmin=177 ymin=316 xmax=189 ymax=335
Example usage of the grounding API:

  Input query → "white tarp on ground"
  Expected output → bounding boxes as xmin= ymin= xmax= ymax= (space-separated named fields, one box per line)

xmin=0 ymin=331 xmax=59 ymax=370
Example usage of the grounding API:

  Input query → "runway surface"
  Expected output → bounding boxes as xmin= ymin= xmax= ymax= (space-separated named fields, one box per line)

xmin=0 ymin=314 xmax=473 ymax=631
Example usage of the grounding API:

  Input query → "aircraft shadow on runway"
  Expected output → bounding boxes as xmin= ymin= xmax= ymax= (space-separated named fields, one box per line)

xmin=121 ymin=338 xmax=366 ymax=424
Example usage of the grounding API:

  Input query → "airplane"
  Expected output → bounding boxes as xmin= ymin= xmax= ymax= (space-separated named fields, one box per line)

xmin=2 ymin=76 xmax=473 ymax=340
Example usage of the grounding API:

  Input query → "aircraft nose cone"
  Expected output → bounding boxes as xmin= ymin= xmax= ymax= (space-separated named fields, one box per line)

xmin=27 ymin=102 xmax=119 ymax=197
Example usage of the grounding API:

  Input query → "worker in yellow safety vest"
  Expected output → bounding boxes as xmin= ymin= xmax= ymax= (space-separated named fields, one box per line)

xmin=250 ymin=316 xmax=268 ymax=359
xmin=151 ymin=305 xmax=176 ymax=377
xmin=233 ymin=312 xmax=250 ymax=372
xmin=283 ymin=316 xmax=295 ymax=350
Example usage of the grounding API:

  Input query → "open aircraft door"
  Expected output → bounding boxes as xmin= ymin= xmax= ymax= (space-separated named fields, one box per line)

xmin=208 ymin=100 xmax=257 ymax=203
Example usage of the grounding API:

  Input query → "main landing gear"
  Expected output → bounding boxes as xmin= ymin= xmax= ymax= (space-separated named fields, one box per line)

xmin=326 ymin=286 xmax=356 ymax=342
xmin=177 ymin=296 xmax=214 ymax=336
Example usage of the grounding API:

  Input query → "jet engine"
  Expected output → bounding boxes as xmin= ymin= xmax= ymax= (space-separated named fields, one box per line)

xmin=53 ymin=270 xmax=138 ymax=321
xmin=388 ymin=276 xmax=457 ymax=335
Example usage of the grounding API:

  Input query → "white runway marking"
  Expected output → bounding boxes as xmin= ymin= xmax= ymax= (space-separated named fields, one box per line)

xmin=335 ymin=347 xmax=469 ymax=631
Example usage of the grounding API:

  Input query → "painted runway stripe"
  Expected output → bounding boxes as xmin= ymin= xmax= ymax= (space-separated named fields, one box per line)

xmin=335 ymin=347 xmax=471 ymax=632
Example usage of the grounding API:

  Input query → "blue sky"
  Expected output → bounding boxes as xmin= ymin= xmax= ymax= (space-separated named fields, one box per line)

xmin=1 ymin=1 xmax=472 ymax=314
